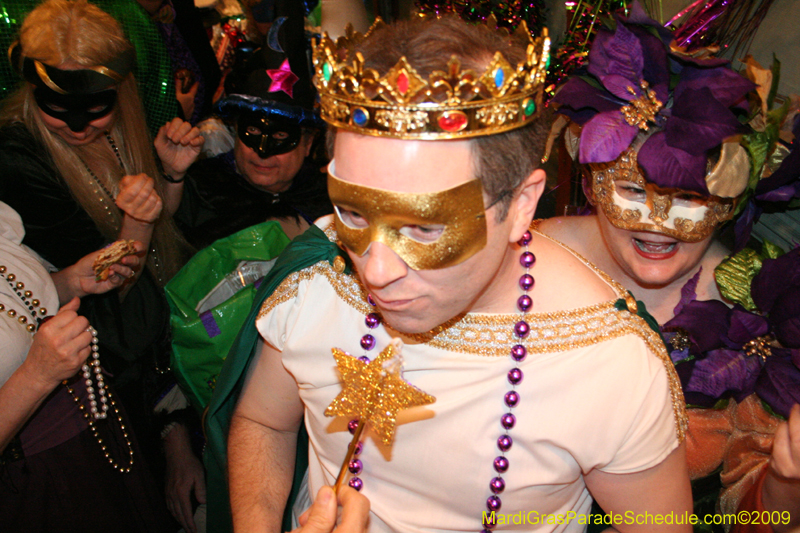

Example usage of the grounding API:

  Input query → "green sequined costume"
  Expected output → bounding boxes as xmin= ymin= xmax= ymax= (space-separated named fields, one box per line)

xmin=0 ymin=0 xmax=178 ymax=136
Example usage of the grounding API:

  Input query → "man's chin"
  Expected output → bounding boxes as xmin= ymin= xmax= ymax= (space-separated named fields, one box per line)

xmin=380 ymin=310 xmax=461 ymax=337
xmin=243 ymin=171 xmax=293 ymax=194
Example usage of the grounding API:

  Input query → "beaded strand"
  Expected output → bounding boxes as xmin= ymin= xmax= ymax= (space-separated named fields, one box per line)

xmin=482 ymin=229 xmax=534 ymax=532
xmin=0 ymin=265 xmax=47 ymax=333
xmin=63 ymin=378 xmax=134 ymax=473
xmin=1 ymin=265 xmax=134 ymax=474
xmin=346 ymin=294 xmax=381 ymax=492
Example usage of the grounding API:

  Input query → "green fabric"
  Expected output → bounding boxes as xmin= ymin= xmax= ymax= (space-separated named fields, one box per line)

xmin=204 ymin=224 xmax=345 ymax=533
xmin=714 ymin=248 xmax=764 ymax=311
xmin=165 ymin=221 xmax=290 ymax=414
xmin=0 ymin=0 xmax=178 ymax=136
xmin=0 ymin=0 xmax=25 ymax=101
xmin=94 ymin=0 xmax=180 ymax=136
xmin=613 ymin=292 xmax=664 ymax=342
xmin=714 ymin=241 xmax=786 ymax=311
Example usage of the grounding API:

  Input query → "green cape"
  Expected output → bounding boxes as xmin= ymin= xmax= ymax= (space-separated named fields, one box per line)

xmin=204 ymin=225 xmax=345 ymax=533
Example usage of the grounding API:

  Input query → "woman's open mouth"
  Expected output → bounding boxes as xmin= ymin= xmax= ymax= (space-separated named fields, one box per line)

xmin=632 ymin=238 xmax=678 ymax=259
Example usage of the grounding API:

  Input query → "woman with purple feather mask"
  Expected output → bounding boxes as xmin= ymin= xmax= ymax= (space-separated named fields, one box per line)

xmin=539 ymin=3 xmax=800 ymax=532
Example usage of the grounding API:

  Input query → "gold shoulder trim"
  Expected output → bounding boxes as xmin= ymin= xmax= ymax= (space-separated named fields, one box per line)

xmin=257 ymin=261 xmax=372 ymax=321
xmin=406 ymin=302 xmax=686 ymax=439
xmin=618 ymin=312 xmax=688 ymax=442
xmin=322 ymin=218 xmax=338 ymax=242
xmin=258 ymin=221 xmax=687 ymax=440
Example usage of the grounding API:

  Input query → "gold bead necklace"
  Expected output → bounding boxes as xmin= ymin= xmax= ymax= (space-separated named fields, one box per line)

xmin=1 ymin=265 xmax=134 ymax=473
xmin=0 ymin=265 xmax=47 ymax=333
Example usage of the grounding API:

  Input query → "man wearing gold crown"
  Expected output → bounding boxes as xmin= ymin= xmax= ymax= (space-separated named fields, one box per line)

xmin=205 ymin=15 xmax=692 ymax=533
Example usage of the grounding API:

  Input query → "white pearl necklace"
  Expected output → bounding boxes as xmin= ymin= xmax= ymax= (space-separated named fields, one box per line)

xmin=1 ymin=265 xmax=133 ymax=473
xmin=62 ymin=376 xmax=134 ymax=474
xmin=82 ymin=326 xmax=109 ymax=419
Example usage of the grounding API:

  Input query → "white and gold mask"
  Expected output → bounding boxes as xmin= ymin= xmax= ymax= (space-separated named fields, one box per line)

xmin=328 ymin=161 xmax=488 ymax=270
xmin=590 ymin=148 xmax=736 ymax=243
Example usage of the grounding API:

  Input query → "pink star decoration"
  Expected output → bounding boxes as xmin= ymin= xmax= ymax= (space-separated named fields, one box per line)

xmin=266 ymin=59 xmax=299 ymax=98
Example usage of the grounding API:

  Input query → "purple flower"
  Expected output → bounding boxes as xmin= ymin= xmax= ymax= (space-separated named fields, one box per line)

xmin=752 ymin=248 xmax=800 ymax=348
xmin=727 ymin=306 xmax=771 ymax=346
xmin=755 ymin=354 xmax=800 ymax=418
xmin=731 ymin=200 xmax=760 ymax=253
xmin=556 ymin=18 xmax=669 ymax=164
xmin=665 ymin=300 xmax=776 ymax=408
xmin=664 ymin=299 xmax=731 ymax=354
xmin=637 ymin=132 xmax=708 ymax=193
xmin=553 ymin=8 xmax=754 ymax=193
xmin=681 ymin=348 xmax=761 ymax=405
xmin=665 ymin=253 xmax=800 ymax=417
xmin=672 ymin=267 xmax=702 ymax=317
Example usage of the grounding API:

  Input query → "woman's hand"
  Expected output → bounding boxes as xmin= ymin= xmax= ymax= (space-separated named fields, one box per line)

xmin=771 ymin=404 xmax=800 ymax=481
xmin=1 ymin=298 xmax=94 ymax=451
xmin=116 ymin=174 xmax=162 ymax=224
xmin=155 ymin=117 xmax=204 ymax=180
xmin=21 ymin=298 xmax=91 ymax=390
xmin=50 ymin=242 xmax=144 ymax=304
xmin=761 ymin=403 xmax=800 ymax=532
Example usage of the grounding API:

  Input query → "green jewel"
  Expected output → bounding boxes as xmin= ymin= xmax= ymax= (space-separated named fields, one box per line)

xmin=523 ymin=98 xmax=536 ymax=116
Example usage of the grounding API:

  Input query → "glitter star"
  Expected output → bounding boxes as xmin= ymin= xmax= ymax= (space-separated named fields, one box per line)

xmin=325 ymin=342 xmax=435 ymax=446
xmin=266 ymin=59 xmax=299 ymax=98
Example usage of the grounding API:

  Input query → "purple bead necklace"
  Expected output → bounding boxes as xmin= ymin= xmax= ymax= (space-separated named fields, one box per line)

xmin=343 ymin=230 xmax=535 ymax=533
xmin=483 ymin=229 xmax=534 ymax=531
xmin=346 ymin=294 xmax=381 ymax=492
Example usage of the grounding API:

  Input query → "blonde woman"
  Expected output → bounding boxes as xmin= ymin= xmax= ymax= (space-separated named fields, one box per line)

xmin=0 ymin=0 xmax=202 ymax=520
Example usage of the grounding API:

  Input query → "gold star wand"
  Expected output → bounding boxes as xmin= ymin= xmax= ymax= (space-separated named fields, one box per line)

xmin=325 ymin=339 xmax=435 ymax=493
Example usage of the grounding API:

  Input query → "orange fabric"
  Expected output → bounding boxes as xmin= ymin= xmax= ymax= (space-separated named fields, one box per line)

xmin=729 ymin=466 xmax=771 ymax=533
xmin=719 ymin=395 xmax=780 ymax=518
xmin=685 ymin=395 xmax=782 ymax=532
xmin=686 ymin=402 xmax=735 ymax=479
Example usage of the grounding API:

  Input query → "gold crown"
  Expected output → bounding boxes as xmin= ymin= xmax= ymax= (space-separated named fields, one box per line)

xmin=311 ymin=19 xmax=550 ymax=140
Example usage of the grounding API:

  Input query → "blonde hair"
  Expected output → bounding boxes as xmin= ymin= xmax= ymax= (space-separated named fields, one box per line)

xmin=0 ymin=0 xmax=191 ymax=282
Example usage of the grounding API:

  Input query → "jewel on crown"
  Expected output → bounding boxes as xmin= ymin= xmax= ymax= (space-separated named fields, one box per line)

xmin=312 ymin=18 xmax=550 ymax=139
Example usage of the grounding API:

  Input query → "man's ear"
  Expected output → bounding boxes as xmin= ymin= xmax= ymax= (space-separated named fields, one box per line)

xmin=509 ymin=168 xmax=546 ymax=243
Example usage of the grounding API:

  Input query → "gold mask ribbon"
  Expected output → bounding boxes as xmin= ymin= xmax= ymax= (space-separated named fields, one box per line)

xmin=328 ymin=163 xmax=488 ymax=270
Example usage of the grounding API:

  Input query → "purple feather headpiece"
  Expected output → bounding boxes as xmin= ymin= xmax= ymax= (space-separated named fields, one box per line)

xmin=552 ymin=3 xmax=755 ymax=195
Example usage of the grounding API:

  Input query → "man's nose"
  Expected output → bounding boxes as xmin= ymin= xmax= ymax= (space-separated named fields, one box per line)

xmin=360 ymin=241 xmax=409 ymax=290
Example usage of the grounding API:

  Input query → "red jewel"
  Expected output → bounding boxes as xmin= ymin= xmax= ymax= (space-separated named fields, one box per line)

xmin=397 ymin=71 xmax=409 ymax=95
xmin=438 ymin=111 xmax=468 ymax=132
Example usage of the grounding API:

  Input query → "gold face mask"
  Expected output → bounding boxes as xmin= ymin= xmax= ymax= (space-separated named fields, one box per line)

xmin=327 ymin=163 xmax=488 ymax=270
xmin=590 ymin=148 xmax=735 ymax=243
